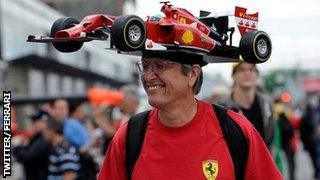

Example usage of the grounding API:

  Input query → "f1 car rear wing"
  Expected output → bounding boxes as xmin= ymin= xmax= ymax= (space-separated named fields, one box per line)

xmin=234 ymin=6 xmax=258 ymax=36
xmin=199 ymin=6 xmax=259 ymax=37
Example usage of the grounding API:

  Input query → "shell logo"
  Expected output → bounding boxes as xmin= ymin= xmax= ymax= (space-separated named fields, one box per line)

xmin=181 ymin=30 xmax=194 ymax=45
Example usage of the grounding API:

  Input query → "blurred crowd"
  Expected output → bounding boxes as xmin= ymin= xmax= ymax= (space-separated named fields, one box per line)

xmin=6 ymin=84 xmax=142 ymax=179
xmin=205 ymin=62 xmax=320 ymax=180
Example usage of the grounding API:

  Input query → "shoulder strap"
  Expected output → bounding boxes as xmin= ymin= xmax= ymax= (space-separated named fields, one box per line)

xmin=125 ymin=110 xmax=151 ymax=180
xmin=212 ymin=104 xmax=248 ymax=180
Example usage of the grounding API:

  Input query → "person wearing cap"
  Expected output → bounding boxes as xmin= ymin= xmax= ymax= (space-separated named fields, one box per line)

xmin=13 ymin=110 xmax=52 ymax=180
xmin=224 ymin=62 xmax=275 ymax=150
xmin=98 ymin=51 xmax=281 ymax=180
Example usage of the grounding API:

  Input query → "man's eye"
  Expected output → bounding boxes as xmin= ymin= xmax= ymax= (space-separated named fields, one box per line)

xmin=157 ymin=64 xmax=165 ymax=70
xmin=142 ymin=64 xmax=147 ymax=69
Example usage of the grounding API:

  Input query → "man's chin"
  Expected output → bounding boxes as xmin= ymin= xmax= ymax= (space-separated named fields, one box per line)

xmin=240 ymin=83 xmax=255 ymax=90
xmin=147 ymin=98 xmax=163 ymax=108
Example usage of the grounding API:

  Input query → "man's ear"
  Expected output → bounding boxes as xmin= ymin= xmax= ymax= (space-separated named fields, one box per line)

xmin=188 ymin=65 xmax=201 ymax=87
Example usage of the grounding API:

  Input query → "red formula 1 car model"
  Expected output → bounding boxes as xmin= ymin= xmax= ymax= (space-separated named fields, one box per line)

xmin=28 ymin=1 xmax=272 ymax=64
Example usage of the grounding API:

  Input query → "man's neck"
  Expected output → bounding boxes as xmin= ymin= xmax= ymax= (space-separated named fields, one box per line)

xmin=233 ymin=86 xmax=256 ymax=109
xmin=157 ymin=95 xmax=198 ymax=127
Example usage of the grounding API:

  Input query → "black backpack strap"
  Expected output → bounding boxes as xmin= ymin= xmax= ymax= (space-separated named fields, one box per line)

xmin=212 ymin=104 xmax=248 ymax=180
xmin=125 ymin=110 xmax=151 ymax=180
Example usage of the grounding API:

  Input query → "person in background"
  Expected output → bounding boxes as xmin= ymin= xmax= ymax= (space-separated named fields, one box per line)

xmin=205 ymin=85 xmax=230 ymax=104
xmin=44 ymin=118 xmax=80 ymax=180
xmin=224 ymin=62 xmax=275 ymax=149
xmin=272 ymin=100 xmax=286 ymax=174
xmin=52 ymin=99 xmax=90 ymax=151
xmin=51 ymin=99 xmax=69 ymax=122
xmin=274 ymin=99 xmax=296 ymax=180
xmin=112 ymin=84 xmax=140 ymax=129
xmin=67 ymin=102 xmax=91 ymax=152
xmin=13 ymin=110 xmax=52 ymax=180
xmin=93 ymin=84 xmax=140 ymax=154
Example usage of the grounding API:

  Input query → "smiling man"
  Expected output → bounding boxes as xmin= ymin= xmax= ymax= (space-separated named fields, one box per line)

xmin=98 ymin=51 xmax=281 ymax=180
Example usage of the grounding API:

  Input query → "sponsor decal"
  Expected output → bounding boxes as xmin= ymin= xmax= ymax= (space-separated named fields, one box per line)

xmin=202 ymin=160 xmax=218 ymax=180
xmin=147 ymin=41 xmax=154 ymax=48
xmin=181 ymin=29 xmax=194 ymax=45
xmin=145 ymin=39 xmax=167 ymax=50
xmin=178 ymin=16 xmax=187 ymax=24
xmin=201 ymin=35 xmax=206 ymax=45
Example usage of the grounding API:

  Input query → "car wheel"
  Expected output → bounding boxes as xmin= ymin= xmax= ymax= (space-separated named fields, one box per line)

xmin=50 ymin=17 xmax=83 ymax=52
xmin=239 ymin=31 xmax=272 ymax=63
xmin=111 ymin=15 xmax=146 ymax=51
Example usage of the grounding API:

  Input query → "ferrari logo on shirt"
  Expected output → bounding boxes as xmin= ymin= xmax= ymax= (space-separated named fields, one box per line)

xmin=202 ymin=160 xmax=218 ymax=180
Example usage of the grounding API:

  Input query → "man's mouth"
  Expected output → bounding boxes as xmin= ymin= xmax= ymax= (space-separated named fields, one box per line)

xmin=147 ymin=85 xmax=164 ymax=91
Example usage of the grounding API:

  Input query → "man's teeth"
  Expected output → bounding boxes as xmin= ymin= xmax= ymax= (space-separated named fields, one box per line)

xmin=148 ymin=85 xmax=162 ymax=90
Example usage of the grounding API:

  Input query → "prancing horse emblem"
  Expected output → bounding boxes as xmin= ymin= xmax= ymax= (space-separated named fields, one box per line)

xmin=202 ymin=160 xmax=218 ymax=180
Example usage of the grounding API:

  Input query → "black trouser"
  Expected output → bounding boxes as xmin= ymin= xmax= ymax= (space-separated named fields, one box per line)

xmin=284 ymin=146 xmax=296 ymax=180
xmin=307 ymin=144 xmax=319 ymax=178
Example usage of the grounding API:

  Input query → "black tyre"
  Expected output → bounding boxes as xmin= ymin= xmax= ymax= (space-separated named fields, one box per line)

xmin=111 ymin=15 xmax=146 ymax=51
xmin=239 ymin=31 xmax=272 ymax=63
xmin=50 ymin=17 xmax=83 ymax=52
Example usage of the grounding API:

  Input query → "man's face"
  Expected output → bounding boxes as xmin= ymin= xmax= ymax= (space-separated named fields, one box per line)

xmin=72 ymin=105 xmax=85 ymax=121
xmin=119 ymin=96 xmax=139 ymax=115
xmin=32 ymin=120 xmax=46 ymax=134
xmin=232 ymin=63 xmax=258 ymax=89
xmin=43 ymin=123 xmax=53 ymax=142
xmin=53 ymin=99 xmax=69 ymax=121
xmin=139 ymin=57 xmax=197 ymax=108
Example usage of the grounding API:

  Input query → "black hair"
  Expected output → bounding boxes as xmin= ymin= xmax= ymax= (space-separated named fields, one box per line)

xmin=69 ymin=102 xmax=82 ymax=115
xmin=46 ymin=118 xmax=63 ymax=135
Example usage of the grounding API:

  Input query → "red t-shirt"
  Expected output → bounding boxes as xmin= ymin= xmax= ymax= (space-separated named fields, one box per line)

xmin=98 ymin=100 xmax=282 ymax=180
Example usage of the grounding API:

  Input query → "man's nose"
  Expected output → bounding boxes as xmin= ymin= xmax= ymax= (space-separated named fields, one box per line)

xmin=141 ymin=67 xmax=157 ymax=81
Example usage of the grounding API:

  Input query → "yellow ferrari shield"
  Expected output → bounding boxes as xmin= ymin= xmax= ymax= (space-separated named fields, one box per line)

xmin=202 ymin=160 xmax=218 ymax=180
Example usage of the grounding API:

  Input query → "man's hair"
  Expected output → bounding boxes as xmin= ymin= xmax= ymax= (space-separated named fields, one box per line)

xmin=69 ymin=102 xmax=82 ymax=115
xmin=232 ymin=62 xmax=259 ymax=75
xmin=181 ymin=64 xmax=203 ymax=95
xmin=47 ymin=118 xmax=63 ymax=135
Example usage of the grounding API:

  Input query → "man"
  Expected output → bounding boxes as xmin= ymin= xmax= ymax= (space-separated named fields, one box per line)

xmin=98 ymin=51 xmax=281 ymax=179
xmin=13 ymin=110 xmax=51 ymax=180
xmin=44 ymin=118 xmax=80 ymax=180
xmin=224 ymin=62 xmax=274 ymax=149
xmin=52 ymin=99 xmax=69 ymax=122
xmin=112 ymin=84 xmax=140 ymax=129
xmin=52 ymin=99 xmax=89 ymax=150
xmin=68 ymin=102 xmax=91 ymax=151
